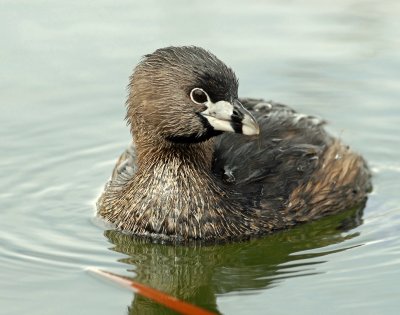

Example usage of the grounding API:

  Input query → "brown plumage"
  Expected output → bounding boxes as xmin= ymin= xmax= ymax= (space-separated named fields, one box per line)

xmin=97 ymin=46 xmax=372 ymax=242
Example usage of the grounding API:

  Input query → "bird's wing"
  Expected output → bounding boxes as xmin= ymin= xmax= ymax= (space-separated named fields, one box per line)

xmin=110 ymin=141 xmax=138 ymax=186
xmin=212 ymin=99 xmax=330 ymax=208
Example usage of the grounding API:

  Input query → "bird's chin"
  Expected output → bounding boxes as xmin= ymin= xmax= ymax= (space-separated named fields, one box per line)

xmin=165 ymin=129 xmax=223 ymax=144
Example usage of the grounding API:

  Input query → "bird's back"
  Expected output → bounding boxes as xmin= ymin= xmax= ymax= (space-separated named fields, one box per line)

xmin=212 ymin=99 xmax=372 ymax=223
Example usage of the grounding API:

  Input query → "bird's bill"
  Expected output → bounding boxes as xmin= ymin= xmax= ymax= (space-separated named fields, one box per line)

xmin=201 ymin=99 xmax=260 ymax=136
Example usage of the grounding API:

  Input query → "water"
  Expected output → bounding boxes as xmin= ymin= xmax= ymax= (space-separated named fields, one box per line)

xmin=1 ymin=0 xmax=399 ymax=314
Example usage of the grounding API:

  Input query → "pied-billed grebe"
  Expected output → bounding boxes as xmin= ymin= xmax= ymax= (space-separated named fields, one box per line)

xmin=97 ymin=46 xmax=371 ymax=242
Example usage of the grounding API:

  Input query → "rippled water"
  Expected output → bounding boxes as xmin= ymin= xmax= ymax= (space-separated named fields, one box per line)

xmin=1 ymin=1 xmax=399 ymax=314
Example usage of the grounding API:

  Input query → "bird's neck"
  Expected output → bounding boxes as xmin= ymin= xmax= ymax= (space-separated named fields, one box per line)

xmin=133 ymin=138 xmax=224 ymax=214
xmin=115 ymin=137 xmax=256 ymax=240
xmin=135 ymin=137 xmax=214 ymax=173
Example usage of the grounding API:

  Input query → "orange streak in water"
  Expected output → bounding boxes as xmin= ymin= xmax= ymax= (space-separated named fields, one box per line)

xmin=88 ymin=268 xmax=216 ymax=315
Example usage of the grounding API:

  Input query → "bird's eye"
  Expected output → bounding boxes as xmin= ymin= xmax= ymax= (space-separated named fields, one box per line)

xmin=190 ymin=88 xmax=209 ymax=104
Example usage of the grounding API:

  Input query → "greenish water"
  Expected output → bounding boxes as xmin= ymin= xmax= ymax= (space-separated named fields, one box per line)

xmin=1 ymin=1 xmax=399 ymax=314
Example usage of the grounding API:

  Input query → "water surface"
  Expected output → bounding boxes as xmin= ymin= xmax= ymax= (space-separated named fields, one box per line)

xmin=1 ymin=1 xmax=400 ymax=314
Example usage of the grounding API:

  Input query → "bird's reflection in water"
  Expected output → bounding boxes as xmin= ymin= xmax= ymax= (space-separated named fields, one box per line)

xmin=104 ymin=206 xmax=364 ymax=315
